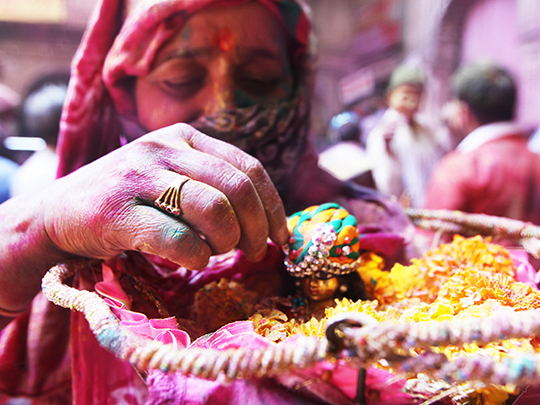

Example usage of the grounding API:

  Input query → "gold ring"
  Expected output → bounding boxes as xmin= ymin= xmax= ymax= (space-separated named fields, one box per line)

xmin=154 ymin=177 xmax=191 ymax=216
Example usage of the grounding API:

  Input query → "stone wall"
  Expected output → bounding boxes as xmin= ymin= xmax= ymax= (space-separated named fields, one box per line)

xmin=0 ymin=0 xmax=94 ymax=96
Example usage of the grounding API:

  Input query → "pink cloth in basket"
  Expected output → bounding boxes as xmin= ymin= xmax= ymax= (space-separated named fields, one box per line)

xmin=90 ymin=253 xmax=416 ymax=405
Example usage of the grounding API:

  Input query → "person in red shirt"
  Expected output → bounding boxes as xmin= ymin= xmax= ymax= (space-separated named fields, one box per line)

xmin=423 ymin=62 xmax=540 ymax=225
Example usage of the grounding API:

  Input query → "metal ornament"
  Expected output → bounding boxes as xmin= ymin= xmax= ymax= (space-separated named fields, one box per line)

xmin=154 ymin=177 xmax=191 ymax=217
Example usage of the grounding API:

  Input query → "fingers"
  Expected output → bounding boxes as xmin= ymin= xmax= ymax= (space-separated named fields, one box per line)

xmin=182 ymin=126 xmax=289 ymax=245
xmin=151 ymin=171 xmax=241 ymax=256
xmin=150 ymin=152 xmax=269 ymax=261
xmin=118 ymin=204 xmax=212 ymax=270
xmin=143 ymin=124 xmax=289 ymax=261
xmin=41 ymin=122 xmax=287 ymax=271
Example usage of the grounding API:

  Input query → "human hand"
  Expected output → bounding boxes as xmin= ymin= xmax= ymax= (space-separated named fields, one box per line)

xmin=42 ymin=123 xmax=289 ymax=269
xmin=381 ymin=122 xmax=398 ymax=157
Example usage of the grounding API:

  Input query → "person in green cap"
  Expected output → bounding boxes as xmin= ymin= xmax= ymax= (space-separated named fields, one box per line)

xmin=365 ymin=63 xmax=449 ymax=208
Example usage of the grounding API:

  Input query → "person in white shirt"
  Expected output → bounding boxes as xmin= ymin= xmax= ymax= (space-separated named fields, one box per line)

xmin=366 ymin=64 xmax=449 ymax=208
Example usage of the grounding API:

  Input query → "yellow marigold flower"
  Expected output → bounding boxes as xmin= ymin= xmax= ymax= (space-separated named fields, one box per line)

xmin=249 ymin=236 xmax=540 ymax=405
xmin=428 ymin=302 xmax=455 ymax=320
xmin=477 ymin=385 xmax=509 ymax=405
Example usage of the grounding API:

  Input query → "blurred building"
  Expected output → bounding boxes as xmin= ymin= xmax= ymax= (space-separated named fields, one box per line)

xmin=0 ymin=0 xmax=94 ymax=95
xmin=0 ymin=0 xmax=538 ymax=142
xmin=309 ymin=0 xmax=540 ymax=144
xmin=406 ymin=0 xmax=540 ymax=129
xmin=308 ymin=0 xmax=404 ymax=140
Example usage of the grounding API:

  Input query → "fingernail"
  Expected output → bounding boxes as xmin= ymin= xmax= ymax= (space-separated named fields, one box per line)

xmin=276 ymin=226 xmax=290 ymax=246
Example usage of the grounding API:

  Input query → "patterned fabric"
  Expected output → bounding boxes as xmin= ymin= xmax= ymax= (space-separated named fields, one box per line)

xmin=191 ymin=93 xmax=310 ymax=196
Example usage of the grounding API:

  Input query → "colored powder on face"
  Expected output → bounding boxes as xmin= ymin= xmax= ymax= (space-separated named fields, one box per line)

xmin=233 ymin=89 xmax=257 ymax=108
xmin=279 ymin=59 xmax=293 ymax=95
xmin=205 ymin=64 xmax=230 ymax=115
xmin=212 ymin=28 xmax=234 ymax=53
xmin=279 ymin=81 xmax=292 ymax=97
xmin=181 ymin=25 xmax=192 ymax=42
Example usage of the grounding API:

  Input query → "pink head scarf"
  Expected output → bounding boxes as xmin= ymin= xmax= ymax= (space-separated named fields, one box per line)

xmin=56 ymin=0 xmax=312 ymax=177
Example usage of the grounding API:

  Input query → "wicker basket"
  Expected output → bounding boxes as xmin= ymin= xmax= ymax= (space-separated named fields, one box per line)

xmin=42 ymin=208 xmax=540 ymax=404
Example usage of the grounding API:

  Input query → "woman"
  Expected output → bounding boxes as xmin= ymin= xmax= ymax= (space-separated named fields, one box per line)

xmin=0 ymin=0 xmax=410 ymax=403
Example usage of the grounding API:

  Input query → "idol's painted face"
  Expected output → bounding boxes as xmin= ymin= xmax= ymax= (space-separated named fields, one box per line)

xmin=135 ymin=2 xmax=294 ymax=131
xmin=300 ymin=273 xmax=339 ymax=303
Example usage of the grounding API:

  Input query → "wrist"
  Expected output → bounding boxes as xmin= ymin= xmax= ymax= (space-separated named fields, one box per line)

xmin=0 ymin=193 xmax=73 ymax=312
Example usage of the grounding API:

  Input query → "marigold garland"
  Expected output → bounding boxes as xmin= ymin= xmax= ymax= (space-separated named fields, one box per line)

xmin=250 ymin=235 xmax=540 ymax=405
xmin=360 ymin=235 xmax=515 ymax=305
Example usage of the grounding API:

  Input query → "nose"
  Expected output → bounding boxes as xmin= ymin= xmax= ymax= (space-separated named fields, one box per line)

xmin=204 ymin=86 xmax=234 ymax=116
xmin=309 ymin=276 xmax=319 ymax=287
xmin=204 ymin=62 xmax=236 ymax=116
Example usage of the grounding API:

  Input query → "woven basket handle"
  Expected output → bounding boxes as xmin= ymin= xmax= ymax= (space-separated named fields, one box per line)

xmin=41 ymin=260 xmax=328 ymax=381
xmin=42 ymin=260 xmax=540 ymax=389
xmin=41 ymin=208 xmax=540 ymax=389
xmin=406 ymin=208 xmax=540 ymax=257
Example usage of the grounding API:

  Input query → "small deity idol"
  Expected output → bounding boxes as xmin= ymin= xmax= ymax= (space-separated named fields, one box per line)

xmin=283 ymin=203 xmax=368 ymax=320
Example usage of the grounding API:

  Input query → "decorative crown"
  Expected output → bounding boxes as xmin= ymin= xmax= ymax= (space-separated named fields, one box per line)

xmin=283 ymin=203 xmax=364 ymax=278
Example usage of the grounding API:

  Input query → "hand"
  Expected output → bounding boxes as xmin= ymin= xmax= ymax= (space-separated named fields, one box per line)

xmin=382 ymin=125 xmax=397 ymax=157
xmin=42 ymin=123 xmax=289 ymax=269
xmin=380 ymin=115 xmax=404 ymax=158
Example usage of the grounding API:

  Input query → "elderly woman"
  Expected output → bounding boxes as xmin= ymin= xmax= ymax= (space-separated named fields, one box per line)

xmin=0 ymin=0 xmax=410 ymax=403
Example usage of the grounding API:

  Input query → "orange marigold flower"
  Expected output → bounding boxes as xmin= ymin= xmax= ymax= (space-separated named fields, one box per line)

xmin=251 ymin=236 xmax=540 ymax=405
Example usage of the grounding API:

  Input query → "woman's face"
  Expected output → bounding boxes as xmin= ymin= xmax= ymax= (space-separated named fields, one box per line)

xmin=136 ymin=2 xmax=295 ymax=131
xmin=300 ymin=273 xmax=339 ymax=303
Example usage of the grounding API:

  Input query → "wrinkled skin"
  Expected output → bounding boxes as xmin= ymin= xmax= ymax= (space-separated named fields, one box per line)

xmin=136 ymin=2 xmax=294 ymax=131
xmin=0 ymin=3 xmax=293 ymax=316
xmin=47 ymin=124 xmax=288 ymax=265
xmin=0 ymin=124 xmax=288 ymax=314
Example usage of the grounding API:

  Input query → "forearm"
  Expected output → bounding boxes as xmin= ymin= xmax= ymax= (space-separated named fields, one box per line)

xmin=0 ymin=193 xmax=71 ymax=314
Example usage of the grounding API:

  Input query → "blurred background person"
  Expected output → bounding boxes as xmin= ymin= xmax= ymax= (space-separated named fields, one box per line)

xmin=527 ymin=125 xmax=540 ymax=154
xmin=357 ymin=97 xmax=386 ymax=148
xmin=423 ymin=61 xmax=540 ymax=224
xmin=9 ymin=77 xmax=67 ymax=197
xmin=0 ymin=83 xmax=21 ymax=203
xmin=318 ymin=110 xmax=375 ymax=187
xmin=365 ymin=63 xmax=449 ymax=208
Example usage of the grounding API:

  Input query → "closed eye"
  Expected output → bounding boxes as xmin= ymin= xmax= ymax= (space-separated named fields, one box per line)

xmin=239 ymin=76 xmax=284 ymax=95
xmin=162 ymin=77 xmax=205 ymax=99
